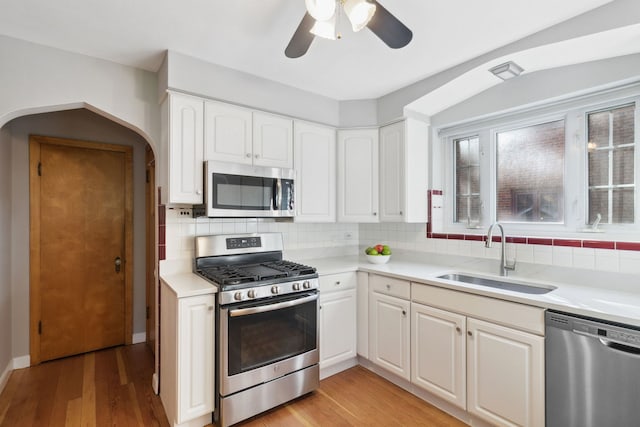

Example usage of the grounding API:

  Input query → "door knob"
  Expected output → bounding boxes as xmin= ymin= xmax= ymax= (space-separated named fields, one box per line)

xmin=114 ymin=257 xmax=122 ymax=273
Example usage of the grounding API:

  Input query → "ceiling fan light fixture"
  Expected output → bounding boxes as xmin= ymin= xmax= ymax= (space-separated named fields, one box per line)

xmin=305 ymin=0 xmax=336 ymax=21
xmin=343 ymin=0 xmax=376 ymax=32
xmin=310 ymin=15 xmax=337 ymax=40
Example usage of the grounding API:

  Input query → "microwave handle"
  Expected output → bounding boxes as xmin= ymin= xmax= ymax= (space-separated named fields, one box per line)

xmin=273 ymin=179 xmax=282 ymax=210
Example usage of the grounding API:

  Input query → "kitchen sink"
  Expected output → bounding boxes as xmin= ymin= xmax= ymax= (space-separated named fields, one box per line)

xmin=436 ymin=273 xmax=556 ymax=295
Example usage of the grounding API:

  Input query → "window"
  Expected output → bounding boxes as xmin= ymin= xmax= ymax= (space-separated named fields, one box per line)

xmin=454 ymin=136 xmax=481 ymax=225
xmin=440 ymin=86 xmax=639 ymax=237
xmin=587 ymin=104 xmax=635 ymax=224
xmin=496 ymin=120 xmax=565 ymax=223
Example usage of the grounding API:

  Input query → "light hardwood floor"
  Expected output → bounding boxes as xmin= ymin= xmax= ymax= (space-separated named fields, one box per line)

xmin=0 ymin=345 xmax=467 ymax=427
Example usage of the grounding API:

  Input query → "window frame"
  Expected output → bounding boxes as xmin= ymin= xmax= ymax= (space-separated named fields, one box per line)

xmin=439 ymin=89 xmax=640 ymax=239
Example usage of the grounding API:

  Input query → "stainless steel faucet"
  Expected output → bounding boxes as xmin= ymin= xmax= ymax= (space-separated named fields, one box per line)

xmin=485 ymin=222 xmax=516 ymax=276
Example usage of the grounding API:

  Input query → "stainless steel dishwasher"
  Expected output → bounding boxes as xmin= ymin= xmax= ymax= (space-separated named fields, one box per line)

xmin=546 ymin=310 xmax=640 ymax=427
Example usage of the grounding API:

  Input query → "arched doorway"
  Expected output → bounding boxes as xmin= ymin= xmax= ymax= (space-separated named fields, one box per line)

xmin=1 ymin=107 xmax=158 ymax=365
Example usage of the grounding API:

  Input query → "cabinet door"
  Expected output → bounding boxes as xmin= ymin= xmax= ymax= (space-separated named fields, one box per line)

xmin=319 ymin=289 xmax=357 ymax=369
xmin=178 ymin=294 xmax=215 ymax=424
xmin=204 ymin=101 xmax=252 ymax=164
xmin=379 ymin=122 xmax=405 ymax=222
xmin=253 ymin=112 xmax=293 ymax=168
xmin=411 ymin=303 xmax=466 ymax=409
xmin=168 ymin=93 xmax=204 ymax=204
xmin=294 ymin=121 xmax=336 ymax=222
xmin=467 ymin=318 xmax=544 ymax=427
xmin=337 ymin=129 xmax=379 ymax=222
xmin=369 ymin=291 xmax=410 ymax=380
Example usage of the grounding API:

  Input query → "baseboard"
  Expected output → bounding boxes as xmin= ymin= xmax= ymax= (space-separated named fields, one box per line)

xmin=132 ymin=332 xmax=146 ymax=344
xmin=152 ymin=372 xmax=159 ymax=395
xmin=12 ymin=355 xmax=30 ymax=369
xmin=0 ymin=359 xmax=11 ymax=395
xmin=320 ymin=357 xmax=358 ymax=380
xmin=0 ymin=354 xmax=30 ymax=395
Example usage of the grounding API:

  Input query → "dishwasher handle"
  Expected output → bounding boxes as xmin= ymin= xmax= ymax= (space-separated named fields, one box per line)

xmin=599 ymin=338 xmax=640 ymax=355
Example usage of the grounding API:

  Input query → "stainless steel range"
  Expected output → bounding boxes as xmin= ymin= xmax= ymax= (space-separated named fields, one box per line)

xmin=194 ymin=233 xmax=319 ymax=427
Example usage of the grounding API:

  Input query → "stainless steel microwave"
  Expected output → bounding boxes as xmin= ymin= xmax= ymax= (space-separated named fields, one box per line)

xmin=199 ymin=161 xmax=295 ymax=218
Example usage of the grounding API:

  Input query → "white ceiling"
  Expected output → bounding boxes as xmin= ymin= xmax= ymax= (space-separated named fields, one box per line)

xmin=0 ymin=0 xmax=613 ymax=100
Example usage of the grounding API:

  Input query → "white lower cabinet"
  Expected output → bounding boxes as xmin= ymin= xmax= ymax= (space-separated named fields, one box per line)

xmin=160 ymin=282 xmax=215 ymax=427
xmin=411 ymin=283 xmax=545 ymax=427
xmin=319 ymin=272 xmax=357 ymax=376
xmin=369 ymin=275 xmax=411 ymax=381
xmin=411 ymin=302 xmax=466 ymax=409
xmin=466 ymin=318 xmax=544 ymax=427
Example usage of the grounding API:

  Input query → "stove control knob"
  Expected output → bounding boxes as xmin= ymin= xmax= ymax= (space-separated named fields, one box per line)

xmin=247 ymin=290 xmax=256 ymax=299
xmin=292 ymin=282 xmax=301 ymax=291
xmin=234 ymin=292 xmax=243 ymax=301
xmin=271 ymin=285 xmax=280 ymax=295
xmin=303 ymin=280 xmax=311 ymax=289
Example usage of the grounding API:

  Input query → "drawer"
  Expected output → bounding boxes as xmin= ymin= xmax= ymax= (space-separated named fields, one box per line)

xmin=319 ymin=272 xmax=356 ymax=293
xmin=370 ymin=274 xmax=410 ymax=300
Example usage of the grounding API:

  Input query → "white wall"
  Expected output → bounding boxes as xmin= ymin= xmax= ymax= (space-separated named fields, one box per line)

xmin=7 ymin=109 xmax=149 ymax=359
xmin=379 ymin=0 xmax=640 ymax=123
xmin=0 ymin=125 xmax=12 ymax=378
xmin=0 ymin=35 xmax=159 ymax=150
xmin=163 ymin=51 xmax=341 ymax=127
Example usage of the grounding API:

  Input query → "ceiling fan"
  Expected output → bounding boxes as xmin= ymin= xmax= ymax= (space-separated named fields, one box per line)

xmin=285 ymin=0 xmax=412 ymax=58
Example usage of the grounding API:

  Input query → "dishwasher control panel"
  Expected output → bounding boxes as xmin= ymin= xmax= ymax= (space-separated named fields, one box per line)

xmin=547 ymin=311 xmax=640 ymax=347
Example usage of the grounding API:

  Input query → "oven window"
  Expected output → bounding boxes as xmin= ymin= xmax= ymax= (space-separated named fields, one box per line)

xmin=213 ymin=173 xmax=274 ymax=210
xmin=227 ymin=296 xmax=317 ymax=375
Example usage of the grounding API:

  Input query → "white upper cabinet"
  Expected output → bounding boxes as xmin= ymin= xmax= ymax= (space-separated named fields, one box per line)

xmin=204 ymin=100 xmax=252 ymax=164
xmin=337 ymin=129 xmax=379 ymax=223
xmin=165 ymin=92 xmax=204 ymax=204
xmin=379 ymin=121 xmax=405 ymax=222
xmin=204 ymin=102 xmax=293 ymax=169
xmin=294 ymin=121 xmax=336 ymax=222
xmin=379 ymin=119 xmax=429 ymax=223
xmin=253 ymin=112 xmax=293 ymax=169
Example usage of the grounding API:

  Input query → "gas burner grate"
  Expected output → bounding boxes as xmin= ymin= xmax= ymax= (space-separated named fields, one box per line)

xmin=198 ymin=266 xmax=258 ymax=286
xmin=261 ymin=260 xmax=317 ymax=277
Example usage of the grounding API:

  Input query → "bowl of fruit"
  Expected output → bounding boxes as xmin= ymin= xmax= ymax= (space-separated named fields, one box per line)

xmin=365 ymin=244 xmax=392 ymax=264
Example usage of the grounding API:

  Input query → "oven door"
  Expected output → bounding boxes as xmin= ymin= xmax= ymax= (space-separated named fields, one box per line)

xmin=219 ymin=291 xmax=319 ymax=396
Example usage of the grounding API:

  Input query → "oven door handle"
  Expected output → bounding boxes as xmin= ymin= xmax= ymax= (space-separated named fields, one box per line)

xmin=229 ymin=293 xmax=318 ymax=317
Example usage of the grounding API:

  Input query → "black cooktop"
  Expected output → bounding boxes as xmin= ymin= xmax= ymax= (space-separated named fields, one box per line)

xmin=197 ymin=260 xmax=317 ymax=287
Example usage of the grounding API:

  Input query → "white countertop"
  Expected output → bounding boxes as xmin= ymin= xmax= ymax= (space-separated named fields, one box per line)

xmin=311 ymin=252 xmax=640 ymax=328
xmin=159 ymin=260 xmax=217 ymax=298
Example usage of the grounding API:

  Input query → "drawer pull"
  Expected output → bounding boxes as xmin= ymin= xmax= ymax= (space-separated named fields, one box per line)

xmin=335 ymin=281 xmax=341 ymax=285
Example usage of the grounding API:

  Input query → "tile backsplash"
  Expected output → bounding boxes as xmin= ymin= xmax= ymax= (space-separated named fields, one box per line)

xmin=162 ymin=207 xmax=640 ymax=275
xmin=164 ymin=207 xmax=359 ymax=260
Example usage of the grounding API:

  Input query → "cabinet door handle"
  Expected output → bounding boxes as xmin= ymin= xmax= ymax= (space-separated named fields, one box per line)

xmin=335 ymin=281 xmax=341 ymax=285
xmin=386 ymin=284 xmax=391 ymax=290
xmin=245 ymin=153 xmax=251 ymax=158
xmin=208 ymin=306 xmax=214 ymax=311
xmin=400 ymin=211 xmax=403 ymax=215
xmin=254 ymin=154 xmax=259 ymax=159
xmin=456 ymin=327 xmax=461 ymax=333
xmin=402 ymin=310 xmax=406 ymax=316
xmin=373 ymin=212 xmax=377 ymax=216
xmin=319 ymin=305 xmax=322 ymax=310
xmin=467 ymin=331 xmax=473 ymax=337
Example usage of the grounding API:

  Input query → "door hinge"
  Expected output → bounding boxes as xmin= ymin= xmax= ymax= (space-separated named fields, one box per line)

xmin=146 ymin=306 xmax=150 ymax=320
xmin=37 ymin=162 xmax=42 ymax=176
xmin=38 ymin=321 xmax=42 ymax=335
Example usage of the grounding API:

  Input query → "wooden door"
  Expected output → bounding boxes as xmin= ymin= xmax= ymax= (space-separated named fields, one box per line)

xmin=30 ymin=135 xmax=133 ymax=364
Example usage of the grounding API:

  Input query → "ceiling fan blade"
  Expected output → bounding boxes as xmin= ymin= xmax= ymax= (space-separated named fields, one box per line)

xmin=285 ymin=12 xmax=316 ymax=58
xmin=366 ymin=1 xmax=412 ymax=49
